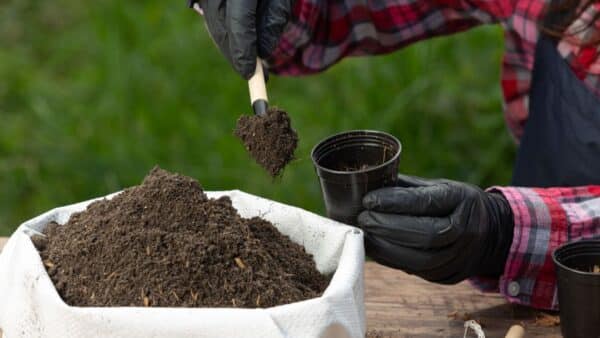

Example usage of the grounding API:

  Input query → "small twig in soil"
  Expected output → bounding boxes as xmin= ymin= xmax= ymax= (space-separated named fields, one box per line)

xmin=191 ymin=291 xmax=199 ymax=302
xmin=170 ymin=290 xmax=180 ymax=301
xmin=234 ymin=257 xmax=247 ymax=269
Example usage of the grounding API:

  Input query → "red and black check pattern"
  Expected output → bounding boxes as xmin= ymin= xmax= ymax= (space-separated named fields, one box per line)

xmin=472 ymin=186 xmax=600 ymax=310
xmin=269 ymin=0 xmax=600 ymax=140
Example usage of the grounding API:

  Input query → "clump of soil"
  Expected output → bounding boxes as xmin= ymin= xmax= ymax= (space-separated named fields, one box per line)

xmin=234 ymin=108 xmax=298 ymax=177
xmin=33 ymin=167 xmax=328 ymax=308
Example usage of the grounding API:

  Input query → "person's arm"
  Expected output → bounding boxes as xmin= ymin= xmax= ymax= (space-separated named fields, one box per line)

xmin=472 ymin=186 xmax=600 ymax=310
xmin=269 ymin=0 xmax=515 ymax=75
xmin=359 ymin=175 xmax=600 ymax=311
xmin=191 ymin=0 xmax=296 ymax=79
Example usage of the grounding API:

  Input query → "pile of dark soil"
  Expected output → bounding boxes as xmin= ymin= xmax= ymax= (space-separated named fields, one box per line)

xmin=234 ymin=108 xmax=298 ymax=177
xmin=33 ymin=167 xmax=328 ymax=308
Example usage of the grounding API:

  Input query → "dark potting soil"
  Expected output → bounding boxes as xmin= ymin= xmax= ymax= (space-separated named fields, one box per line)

xmin=340 ymin=163 xmax=377 ymax=172
xmin=568 ymin=264 xmax=600 ymax=273
xmin=234 ymin=108 xmax=298 ymax=177
xmin=33 ymin=167 xmax=328 ymax=308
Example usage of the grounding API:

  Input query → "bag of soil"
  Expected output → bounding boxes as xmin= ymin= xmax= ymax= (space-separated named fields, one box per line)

xmin=0 ymin=169 xmax=365 ymax=338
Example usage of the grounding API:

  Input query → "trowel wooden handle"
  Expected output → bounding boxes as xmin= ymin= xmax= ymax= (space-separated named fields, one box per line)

xmin=505 ymin=325 xmax=525 ymax=338
xmin=248 ymin=57 xmax=269 ymax=116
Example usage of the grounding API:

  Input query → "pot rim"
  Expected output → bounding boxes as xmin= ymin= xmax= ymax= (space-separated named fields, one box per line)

xmin=552 ymin=239 xmax=600 ymax=277
xmin=311 ymin=130 xmax=402 ymax=176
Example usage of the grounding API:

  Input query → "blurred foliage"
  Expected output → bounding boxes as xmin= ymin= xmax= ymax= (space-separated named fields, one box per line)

xmin=0 ymin=1 xmax=515 ymax=235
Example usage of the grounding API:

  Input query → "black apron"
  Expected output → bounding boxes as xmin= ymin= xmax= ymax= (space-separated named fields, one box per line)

xmin=512 ymin=34 xmax=600 ymax=187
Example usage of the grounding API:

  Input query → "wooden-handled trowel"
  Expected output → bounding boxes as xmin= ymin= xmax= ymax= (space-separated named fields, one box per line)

xmin=234 ymin=58 xmax=298 ymax=177
xmin=248 ymin=57 xmax=269 ymax=116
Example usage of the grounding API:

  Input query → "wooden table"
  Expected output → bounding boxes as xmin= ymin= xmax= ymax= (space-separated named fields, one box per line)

xmin=365 ymin=263 xmax=561 ymax=337
xmin=0 ymin=238 xmax=561 ymax=337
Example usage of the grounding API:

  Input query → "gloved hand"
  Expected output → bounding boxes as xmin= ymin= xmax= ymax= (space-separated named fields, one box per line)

xmin=358 ymin=174 xmax=514 ymax=284
xmin=189 ymin=0 xmax=294 ymax=79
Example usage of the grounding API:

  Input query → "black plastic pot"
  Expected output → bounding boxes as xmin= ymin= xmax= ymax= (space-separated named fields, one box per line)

xmin=553 ymin=240 xmax=600 ymax=338
xmin=311 ymin=130 xmax=401 ymax=225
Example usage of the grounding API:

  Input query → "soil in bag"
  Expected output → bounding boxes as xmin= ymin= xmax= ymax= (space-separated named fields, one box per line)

xmin=33 ymin=167 xmax=329 ymax=308
xmin=234 ymin=107 xmax=298 ymax=177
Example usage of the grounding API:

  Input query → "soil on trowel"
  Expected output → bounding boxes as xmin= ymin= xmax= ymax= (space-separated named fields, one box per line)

xmin=234 ymin=108 xmax=298 ymax=177
xmin=33 ymin=166 xmax=328 ymax=308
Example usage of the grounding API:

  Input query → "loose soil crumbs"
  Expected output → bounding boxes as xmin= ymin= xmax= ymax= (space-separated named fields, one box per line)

xmin=366 ymin=330 xmax=385 ymax=338
xmin=33 ymin=167 xmax=328 ymax=307
xmin=234 ymin=108 xmax=298 ymax=177
xmin=365 ymin=330 xmax=404 ymax=338
xmin=447 ymin=311 xmax=473 ymax=321
xmin=533 ymin=312 xmax=560 ymax=327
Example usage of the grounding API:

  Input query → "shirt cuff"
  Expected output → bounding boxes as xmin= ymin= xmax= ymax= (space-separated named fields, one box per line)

xmin=471 ymin=187 xmax=561 ymax=310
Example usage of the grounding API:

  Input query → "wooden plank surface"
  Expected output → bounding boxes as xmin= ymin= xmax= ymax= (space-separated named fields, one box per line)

xmin=0 ymin=238 xmax=561 ymax=337
xmin=364 ymin=263 xmax=561 ymax=337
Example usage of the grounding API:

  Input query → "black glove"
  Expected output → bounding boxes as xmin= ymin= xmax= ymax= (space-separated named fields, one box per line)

xmin=189 ymin=0 xmax=293 ymax=79
xmin=358 ymin=174 xmax=514 ymax=284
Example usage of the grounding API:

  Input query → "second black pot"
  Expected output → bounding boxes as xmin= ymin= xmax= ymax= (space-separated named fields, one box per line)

xmin=553 ymin=239 xmax=600 ymax=338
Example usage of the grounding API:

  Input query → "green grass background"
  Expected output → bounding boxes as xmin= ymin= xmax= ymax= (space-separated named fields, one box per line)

xmin=0 ymin=1 xmax=515 ymax=235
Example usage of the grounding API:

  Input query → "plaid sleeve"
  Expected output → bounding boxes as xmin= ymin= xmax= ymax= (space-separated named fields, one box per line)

xmin=268 ymin=0 xmax=515 ymax=75
xmin=472 ymin=186 xmax=600 ymax=310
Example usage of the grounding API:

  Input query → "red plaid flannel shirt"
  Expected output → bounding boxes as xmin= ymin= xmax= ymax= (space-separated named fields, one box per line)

xmin=476 ymin=186 xmax=600 ymax=310
xmin=268 ymin=0 xmax=600 ymax=310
